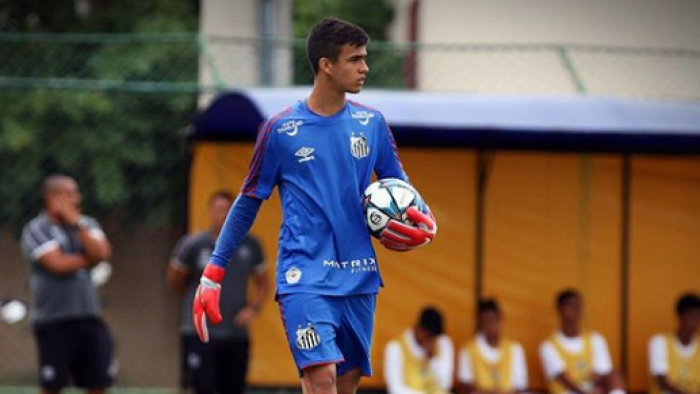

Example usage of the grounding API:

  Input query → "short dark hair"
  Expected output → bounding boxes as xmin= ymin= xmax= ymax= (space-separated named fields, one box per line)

xmin=306 ymin=17 xmax=369 ymax=75
xmin=556 ymin=288 xmax=581 ymax=309
xmin=676 ymin=293 xmax=700 ymax=316
xmin=208 ymin=190 xmax=234 ymax=205
xmin=478 ymin=298 xmax=501 ymax=316
xmin=42 ymin=174 xmax=74 ymax=196
xmin=417 ymin=306 xmax=444 ymax=336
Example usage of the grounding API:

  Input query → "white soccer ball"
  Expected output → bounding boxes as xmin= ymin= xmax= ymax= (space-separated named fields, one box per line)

xmin=362 ymin=178 xmax=426 ymax=238
xmin=1 ymin=299 xmax=28 ymax=325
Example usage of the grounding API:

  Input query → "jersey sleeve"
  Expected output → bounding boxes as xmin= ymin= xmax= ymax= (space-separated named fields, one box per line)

xmin=81 ymin=216 xmax=106 ymax=240
xmin=241 ymin=119 xmax=281 ymax=200
xmin=457 ymin=347 xmax=474 ymax=384
xmin=649 ymin=334 xmax=669 ymax=376
xmin=591 ymin=332 xmax=613 ymax=375
xmin=384 ymin=340 xmax=425 ymax=394
xmin=512 ymin=342 xmax=529 ymax=390
xmin=374 ymin=113 xmax=408 ymax=181
xmin=430 ymin=335 xmax=455 ymax=390
xmin=539 ymin=341 xmax=565 ymax=379
xmin=170 ymin=235 xmax=193 ymax=272
xmin=21 ymin=221 xmax=59 ymax=261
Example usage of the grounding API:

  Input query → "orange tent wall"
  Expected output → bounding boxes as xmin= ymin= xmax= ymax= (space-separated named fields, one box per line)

xmin=189 ymin=142 xmax=700 ymax=391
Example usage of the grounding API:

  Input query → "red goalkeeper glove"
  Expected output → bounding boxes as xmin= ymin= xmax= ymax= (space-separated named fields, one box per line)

xmin=380 ymin=206 xmax=437 ymax=252
xmin=193 ymin=264 xmax=225 ymax=343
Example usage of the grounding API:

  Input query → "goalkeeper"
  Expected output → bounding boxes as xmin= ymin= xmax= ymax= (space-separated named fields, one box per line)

xmin=193 ymin=17 xmax=437 ymax=394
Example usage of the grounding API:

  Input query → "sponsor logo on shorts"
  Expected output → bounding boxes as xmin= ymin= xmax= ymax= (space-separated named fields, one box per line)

xmin=296 ymin=323 xmax=321 ymax=350
xmin=323 ymin=257 xmax=377 ymax=274
xmin=286 ymin=266 xmax=302 ymax=284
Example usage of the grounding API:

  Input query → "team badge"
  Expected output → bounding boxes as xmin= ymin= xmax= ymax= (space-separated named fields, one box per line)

xmin=350 ymin=133 xmax=369 ymax=159
xmin=296 ymin=323 xmax=321 ymax=350
xmin=286 ymin=266 xmax=302 ymax=284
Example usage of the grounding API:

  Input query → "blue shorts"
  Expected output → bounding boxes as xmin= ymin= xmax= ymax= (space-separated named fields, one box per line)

xmin=277 ymin=293 xmax=376 ymax=377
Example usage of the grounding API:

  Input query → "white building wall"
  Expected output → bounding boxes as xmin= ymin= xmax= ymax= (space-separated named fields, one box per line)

xmin=199 ymin=0 xmax=292 ymax=106
xmin=417 ymin=0 xmax=700 ymax=97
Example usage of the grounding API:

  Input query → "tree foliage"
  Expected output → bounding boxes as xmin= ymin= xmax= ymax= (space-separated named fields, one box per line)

xmin=0 ymin=0 xmax=199 ymax=231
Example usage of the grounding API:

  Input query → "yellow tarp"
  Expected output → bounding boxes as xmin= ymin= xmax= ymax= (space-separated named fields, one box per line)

xmin=190 ymin=142 xmax=700 ymax=391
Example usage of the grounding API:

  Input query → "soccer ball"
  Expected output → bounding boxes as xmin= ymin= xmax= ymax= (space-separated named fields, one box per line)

xmin=362 ymin=178 xmax=427 ymax=238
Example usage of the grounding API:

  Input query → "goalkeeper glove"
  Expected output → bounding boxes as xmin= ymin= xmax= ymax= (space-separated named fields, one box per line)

xmin=193 ymin=264 xmax=225 ymax=343
xmin=380 ymin=206 xmax=437 ymax=251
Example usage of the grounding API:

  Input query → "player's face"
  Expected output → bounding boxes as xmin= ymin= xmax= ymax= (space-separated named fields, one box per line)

xmin=209 ymin=197 xmax=233 ymax=231
xmin=559 ymin=296 xmax=583 ymax=326
xmin=680 ymin=309 xmax=700 ymax=334
xmin=328 ymin=44 xmax=369 ymax=94
xmin=479 ymin=310 xmax=501 ymax=339
xmin=414 ymin=326 xmax=437 ymax=353
xmin=50 ymin=179 xmax=82 ymax=211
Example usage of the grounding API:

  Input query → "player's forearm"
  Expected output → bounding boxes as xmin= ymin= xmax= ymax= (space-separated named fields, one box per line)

xmin=556 ymin=373 xmax=586 ymax=394
xmin=77 ymin=229 xmax=111 ymax=263
xmin=250 ymin=272 xmax=269 ymax=311
xmin=41 ymin=253 xmax=90 ymax=275
xmin=210 ymin=194 xmax=262 ymax=267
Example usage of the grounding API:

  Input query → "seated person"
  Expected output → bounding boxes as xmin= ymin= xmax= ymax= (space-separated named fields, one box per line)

xmin=649 ymin=293 xmax=700 ymax=394
xmin=385 ymin=306 xmax=454 ymax=394
xmin=539 ymin=289 xmax=625 ymax=394
xmin=457 ymin=299 xmax=528 ymax=394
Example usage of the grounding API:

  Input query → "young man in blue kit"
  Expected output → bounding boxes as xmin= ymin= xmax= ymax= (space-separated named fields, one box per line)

xmin=193 ymin=18 xmax=437 ymax=394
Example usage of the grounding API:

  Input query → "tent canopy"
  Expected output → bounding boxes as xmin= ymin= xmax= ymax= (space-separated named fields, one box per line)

xmin=191 ymin=88 xmax=700 ymax=153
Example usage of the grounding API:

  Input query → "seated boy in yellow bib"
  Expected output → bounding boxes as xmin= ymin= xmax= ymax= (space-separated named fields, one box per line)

xmin=456 ymin=299 xmax=528 ymax=394
xmin=649 ymin=293 xmax=700 ymax=394
xmin=539 ymin=289 xmax=625 ymax=394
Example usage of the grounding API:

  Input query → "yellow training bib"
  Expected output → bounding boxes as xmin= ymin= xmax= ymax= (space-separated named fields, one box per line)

xmin=547 ymin=332 xmax=594 ymax=394
xmin=650 ymin=334 xmax=700 ymax=394
xmin=464 ymin=338 xmax=515 ymax=391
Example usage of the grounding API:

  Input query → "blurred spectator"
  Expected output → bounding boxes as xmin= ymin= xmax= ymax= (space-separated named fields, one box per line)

xmin=457 ymin=299 xmax=528 ymax=394
xmin=21 ymin=174 xmax=114 ymax=394
xmin=539 ymin=289 xmax=625 ymax=394
xmin=648 ymin=293 xmax=700 ymax=394
xmin=384 ymin=306 xmax=454 ymax=394
xmin=167 ymin=190 xmax=269 ymax=394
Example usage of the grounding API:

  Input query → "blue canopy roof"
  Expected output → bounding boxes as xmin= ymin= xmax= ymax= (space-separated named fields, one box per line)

xmin=191 ymin=88 xmax=700 ymax=153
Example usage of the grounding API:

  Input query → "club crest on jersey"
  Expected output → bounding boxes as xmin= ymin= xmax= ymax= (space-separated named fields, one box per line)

xmin=296 ymin=323 xmax=321 ymax=350
xmin=350 ymin=133 xmax=369 ymax=159
xmin=351 ymin=111 xmax=375 ymax=126
xmin=276 ymin=120 xmax=304 ymax=136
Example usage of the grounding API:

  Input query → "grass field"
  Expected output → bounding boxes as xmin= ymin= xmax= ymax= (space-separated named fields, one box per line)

xmin=0 ymin=387 xmax=310 ymax=394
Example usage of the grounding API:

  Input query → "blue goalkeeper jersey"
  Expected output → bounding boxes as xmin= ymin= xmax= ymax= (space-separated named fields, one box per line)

xmin=241 ymin=99 xmax=407 ymax=296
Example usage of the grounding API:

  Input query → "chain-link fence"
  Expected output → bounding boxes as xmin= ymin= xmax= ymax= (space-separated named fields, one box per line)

xmin=1 ymin=32 xmax=699 ymax=389
xmin=200 ymin=36 xmax=700 ymax=100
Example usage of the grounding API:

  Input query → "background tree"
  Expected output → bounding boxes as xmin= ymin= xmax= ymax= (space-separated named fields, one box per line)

xmin=0 ymin=0 xmax=199 ymax=231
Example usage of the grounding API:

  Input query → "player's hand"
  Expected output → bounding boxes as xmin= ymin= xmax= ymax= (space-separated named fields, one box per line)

xmin=54 ymin=196 xmax=81 ymax=226
xmin=233 ymin=305 xmax=259 ymax=328
xmin=193 ymin=264 xmax=225 ymax=343
xmin=380 ymin=206 xmax=437 ymax=251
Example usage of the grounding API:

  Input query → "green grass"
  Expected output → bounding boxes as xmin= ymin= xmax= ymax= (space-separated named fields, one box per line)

xmin=0 ymin=388 xmax=176 ymax=394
